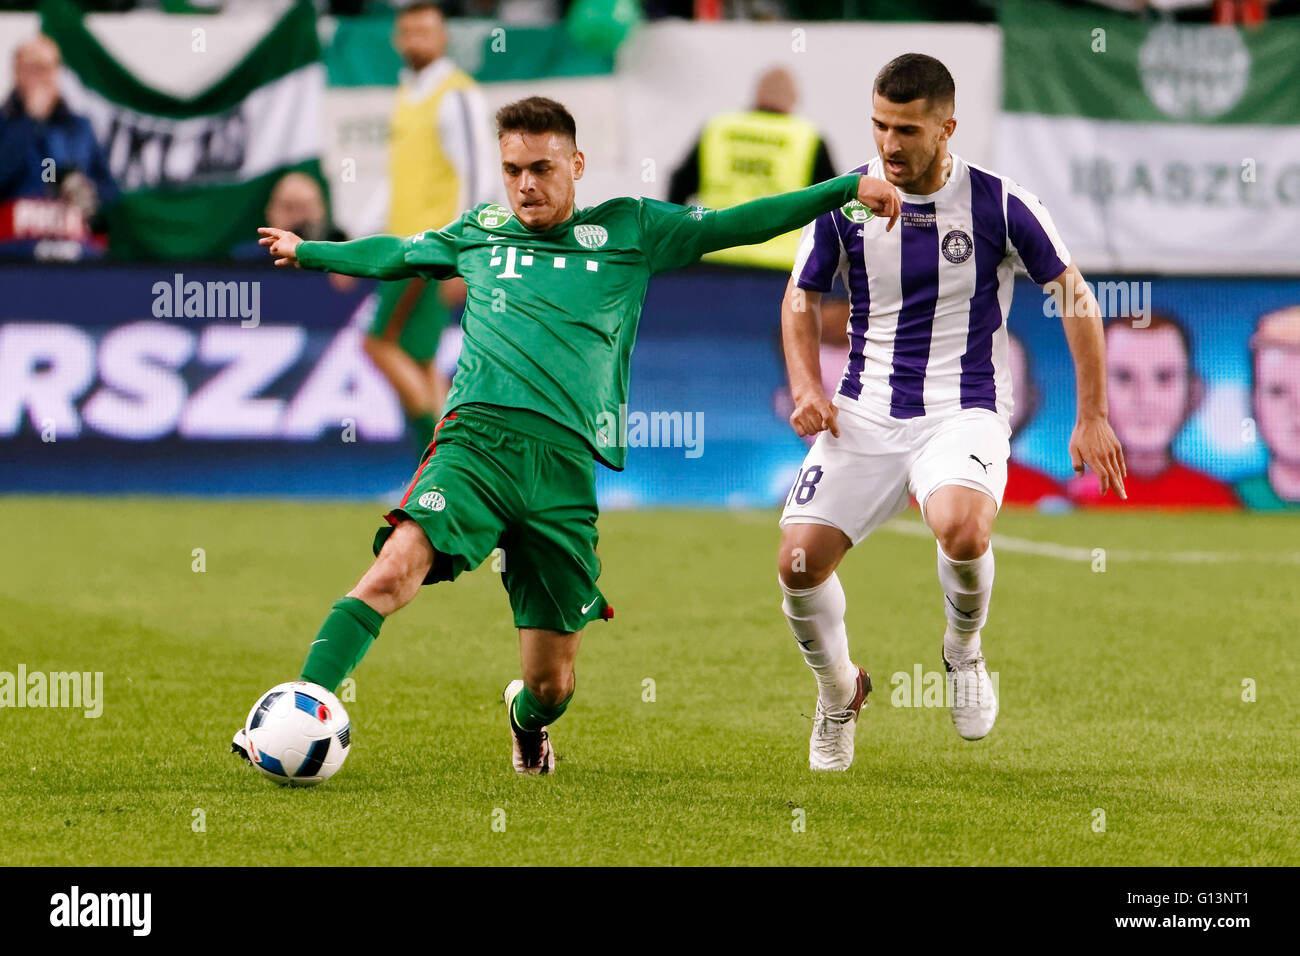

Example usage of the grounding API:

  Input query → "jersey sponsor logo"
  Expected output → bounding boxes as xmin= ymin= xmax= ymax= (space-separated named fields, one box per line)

xmin=476 ymin=204 xmax=515 ymax=229
xmin=687 ymin=204 xmax=708 ymax=221
xmin=942 ymin=229 xmax=974 ymax=264
xmin=418 ymin=490 xmax=446 ymax=511
xmin=840 ymin=199 xmax=874 ymax=224
xmin=573 ymin=224 xmax=608 ymax=249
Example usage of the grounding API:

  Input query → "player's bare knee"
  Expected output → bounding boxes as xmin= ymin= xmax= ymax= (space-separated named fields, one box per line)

xmin=527 ymin=670 xmax=574 ymax=707
xmin=778 ymin=534 xmax=838 ymax=590
xmin=934 ymin=518 xmax=991 ymax=561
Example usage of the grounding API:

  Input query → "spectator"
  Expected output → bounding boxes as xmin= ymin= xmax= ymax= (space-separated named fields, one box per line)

xmin=668 ymin=66 xmax=836 ymax=270
xmin=0 ymin=34 xmax=116 ymax=261
xmin=232 ymin=171 xmax=344 ymax=259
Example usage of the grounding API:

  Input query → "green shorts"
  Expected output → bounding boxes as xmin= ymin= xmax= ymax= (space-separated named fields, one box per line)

xmin=374 ymin=403 xmax=612 ymax=634
xmin=367 ymin=277 xmax=450 ymax=364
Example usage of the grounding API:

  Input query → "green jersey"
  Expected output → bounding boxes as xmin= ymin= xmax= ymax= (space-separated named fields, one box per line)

xmin=297 ymin=173 xmax=861 ymax=468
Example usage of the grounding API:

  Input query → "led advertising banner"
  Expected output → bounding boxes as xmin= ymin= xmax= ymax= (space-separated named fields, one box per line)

xmin=2 ymin=266 xmax=1297 ymax=511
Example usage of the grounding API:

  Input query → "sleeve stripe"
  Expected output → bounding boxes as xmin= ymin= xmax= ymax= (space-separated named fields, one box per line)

xmin=1007 ymin=192 xmax=1067 ymax=286
xmin=792 ymin=213 xmax=844 ymax=292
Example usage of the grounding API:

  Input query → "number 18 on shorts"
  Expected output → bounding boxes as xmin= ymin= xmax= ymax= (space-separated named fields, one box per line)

xmin=779 ymin=406 xmax=1012 ymax=545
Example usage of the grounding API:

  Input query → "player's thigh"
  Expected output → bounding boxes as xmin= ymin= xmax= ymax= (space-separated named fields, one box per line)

xmin=500 ymin=452 xmax=608 ymax=635
xmin=375 ymin=414 xmax=521 ymax=585
xmin=908 ymin=409 xmax=1011 ymax=544
xmin=779 ymin=416 xmax=913 ymax=548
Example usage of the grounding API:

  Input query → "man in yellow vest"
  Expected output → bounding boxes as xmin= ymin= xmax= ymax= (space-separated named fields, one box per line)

xmin=365 ymin=1 xmax=496 ymax=451
xmin=668 ymin=67 xmax=837 ymax=270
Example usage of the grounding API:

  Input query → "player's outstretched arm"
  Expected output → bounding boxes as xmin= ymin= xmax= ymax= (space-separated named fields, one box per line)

xmin=701 ymin=174 xmax=900 ymax=255
xmin=256 ymin=227 xmax=421 ymax=280
xmin=782 ymin=278 xmax=839 ymax=438
xmin=1049 ymin=262 xmax=1127 ymax=499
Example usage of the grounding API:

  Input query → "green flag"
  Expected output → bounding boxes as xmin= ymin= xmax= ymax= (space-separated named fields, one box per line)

xmin=996 ymin=0 xmax=1299 ymax=274
xmin=43 ymin=0 xmax=326 ymax=261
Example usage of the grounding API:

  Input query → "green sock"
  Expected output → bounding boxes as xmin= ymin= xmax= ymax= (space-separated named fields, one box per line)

xmin=410 ymin=411 xmax=438 ymax=450
xmin=299 ymin=597 xmax=383 ymax=692
xmin=512 ymin=683 xmax=573 ymax=733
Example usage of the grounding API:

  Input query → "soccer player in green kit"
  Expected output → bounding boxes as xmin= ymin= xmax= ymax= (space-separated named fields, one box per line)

xmin=242 ymin=97 xmax=901 ymax=774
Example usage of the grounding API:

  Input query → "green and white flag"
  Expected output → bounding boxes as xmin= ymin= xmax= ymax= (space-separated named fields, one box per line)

xmin=42 ymin=0 xmax=326 ymax=261
xmin=996 ymin=0 xmax=1300 ymax=274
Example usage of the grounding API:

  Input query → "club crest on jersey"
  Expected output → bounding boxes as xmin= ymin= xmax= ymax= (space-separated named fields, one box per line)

xmin=476 ymin=204 xmax=514 ymax=229
xmin=840 ymin=199 xmax=874 ymax=224
xmin=574 ymin=224 xmax=608 ymax=249
xmin=687 ymin=205 xmax=707 ymax=221
xmin=942 ymin=229 xmax=973 ymax=264
xmin=418 ymin=490 xmax=447 ymax=512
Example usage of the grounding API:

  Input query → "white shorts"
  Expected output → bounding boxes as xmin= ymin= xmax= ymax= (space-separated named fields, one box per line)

xmin=779 ymin=404 xmax=1012 ymax=546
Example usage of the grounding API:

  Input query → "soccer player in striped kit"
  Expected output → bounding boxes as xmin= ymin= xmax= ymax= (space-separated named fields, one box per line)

xmin=778 ymin=54 xmax=1127 ymax=769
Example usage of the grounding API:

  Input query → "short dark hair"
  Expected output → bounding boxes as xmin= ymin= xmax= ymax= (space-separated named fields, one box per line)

xmin=873 ymin=53 xmax=955 ymax=110
xmin=495 ymin=96 xmax=577 ymax=145
xmin=496 ymin=97 xmax=579 ymax=145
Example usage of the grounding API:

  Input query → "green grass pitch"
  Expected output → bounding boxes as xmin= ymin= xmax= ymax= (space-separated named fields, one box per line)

xmin=1 ymin=495 xmax=1295 ymax=866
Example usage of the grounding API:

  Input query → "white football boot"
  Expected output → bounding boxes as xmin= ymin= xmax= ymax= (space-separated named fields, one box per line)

xmin=230 ymin=727 xmax=252 ymax=763
xmin=944 ymin=651 xmax=998 ymax=740
xmin=808 ymin=666 xmax=872 ymax=771
xmin=503 ymin=679 xmax=556 ymax=775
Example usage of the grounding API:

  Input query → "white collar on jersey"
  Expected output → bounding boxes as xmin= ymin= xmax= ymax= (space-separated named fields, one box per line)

xmin=399 ymin=56 xmax=457 ymax=99
xmin=894 ymin=152 xmax=963 ymax=205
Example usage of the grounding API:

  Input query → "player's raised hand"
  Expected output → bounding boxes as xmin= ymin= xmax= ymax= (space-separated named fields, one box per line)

xmin=789 ymin=391 xmax=840 ymax=439
xmin=856 ymin=175 xmax=902 ymax=232
xmin=1070 ymin=416 xmax=1127 ymax=499
xmin=257 ymin=227 xmax=304 ymax=268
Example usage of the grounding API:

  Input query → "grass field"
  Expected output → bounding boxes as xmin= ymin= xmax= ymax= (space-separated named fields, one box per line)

xmin=0 ymin=496 xmax=1296 ymax=866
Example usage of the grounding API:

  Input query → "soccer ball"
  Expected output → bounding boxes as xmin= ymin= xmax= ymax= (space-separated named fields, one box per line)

xmin=242 ymin=681 xmax=351 ymax=786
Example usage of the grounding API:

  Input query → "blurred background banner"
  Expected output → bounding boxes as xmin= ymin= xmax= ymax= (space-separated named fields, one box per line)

xmin=996 ymin=0 xmax=1300 ymax=274
xmin=0 ymin=264 xmax=409 ymax=497
xmin=1 ymin=2 xmax=1297 ymax=511
xmin=40 ymin=0 xmax=326 ymax=261
xmin=3 ymin=264 xmax=1297 ymax=510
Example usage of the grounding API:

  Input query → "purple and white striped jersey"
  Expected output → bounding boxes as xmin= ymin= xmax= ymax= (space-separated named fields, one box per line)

xmin=792 ymin=154 xmax=1070 ymax=422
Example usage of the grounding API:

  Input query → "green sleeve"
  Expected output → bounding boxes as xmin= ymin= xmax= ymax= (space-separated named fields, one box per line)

xmin=297 ymin=227 xmax=461 ymax=280
xmin=637 ymin=173 xmax=862 ymax=274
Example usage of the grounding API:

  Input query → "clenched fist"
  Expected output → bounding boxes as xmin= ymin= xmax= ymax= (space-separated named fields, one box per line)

xmin=789 ymin=391 xmax=840 ymax=438
xmin=856 ymin=175 xmax=902 ymax=231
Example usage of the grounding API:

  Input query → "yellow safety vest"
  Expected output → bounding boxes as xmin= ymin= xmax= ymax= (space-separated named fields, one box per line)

xmin=696 ymin=110 xmax=821 ymax=270
xmin=388 ymin=65 xmax=476 ymax=237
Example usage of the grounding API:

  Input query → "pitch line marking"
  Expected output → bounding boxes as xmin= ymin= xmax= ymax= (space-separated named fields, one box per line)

xmin=883 ymin=519 xmax=1300 ymax=565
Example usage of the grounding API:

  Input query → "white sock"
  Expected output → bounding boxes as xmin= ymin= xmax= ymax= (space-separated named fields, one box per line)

xmin=937 ymin=542 xmax=994 ymax=664
xmin=780 ymin=572 xmax=858 ymax=707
